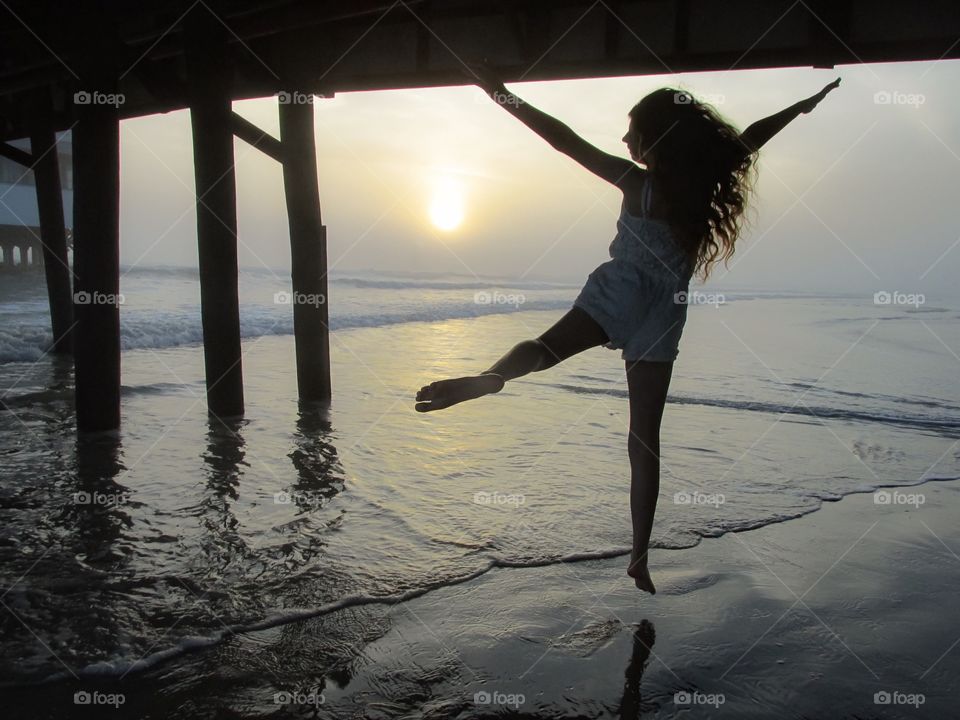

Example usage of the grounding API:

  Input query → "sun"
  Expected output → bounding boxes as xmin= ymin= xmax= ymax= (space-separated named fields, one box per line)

xmin=428 ymin=176 xmax=465 ymax=231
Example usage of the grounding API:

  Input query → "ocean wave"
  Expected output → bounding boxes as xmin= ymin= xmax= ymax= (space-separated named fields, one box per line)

xmin=531 ymin=381 xmax=960 ymax=434
xmin=115 ymin=265 xmax=582 ymax=290
xmin=330 ymin=276 xmax=580 ymax=290
xmin=21 ymin=474 xmax=960 ymax=687
xmin=0 ymin=300 xmax=575 ymax=364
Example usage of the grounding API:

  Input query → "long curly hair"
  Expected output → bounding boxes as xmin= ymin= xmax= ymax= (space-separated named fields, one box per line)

xmin=629 ymin=88 xmax=757 ymax=280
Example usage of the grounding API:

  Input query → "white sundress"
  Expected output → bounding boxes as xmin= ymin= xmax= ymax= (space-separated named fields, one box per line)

xmin=573 ymin=175 xmax=694 ymax=362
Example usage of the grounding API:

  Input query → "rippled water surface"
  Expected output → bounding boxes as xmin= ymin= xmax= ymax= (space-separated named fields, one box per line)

xmin=1 ymin=270 xmax=958 ymax=712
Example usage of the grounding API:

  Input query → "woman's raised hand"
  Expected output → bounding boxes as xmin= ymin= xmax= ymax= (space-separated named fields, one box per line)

xmin=798 ymin=77 xmax=841 ymax=114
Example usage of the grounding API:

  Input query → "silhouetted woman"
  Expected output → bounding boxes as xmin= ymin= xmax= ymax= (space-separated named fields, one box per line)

xmin=416 ymin=64 xmax=840 ymax=593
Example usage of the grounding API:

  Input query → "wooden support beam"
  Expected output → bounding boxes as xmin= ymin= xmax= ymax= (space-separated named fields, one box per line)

xmin=279 ymin=99 xmax=331 ymax=402
xmin=603 ymin=1 xmax=621 ymax=62
xmin=673 ymin=0 xmax=690 ymax=56
xmin=30 ymin=120 xmax=74 ymax=354
xmin=807 ymin=0 xmax=852 ymax=68
xmin=230 ymin=111 xmax=284 ymax=162
xmin=186 ymin=9 xmax=245 ymax=418
xmin=0 ymin=141 xmax=34 ymax=167
xmin=72 ymin=91 xmax=121 ymax=431
xmin=414 ymin=1 xmax=432 ymax=72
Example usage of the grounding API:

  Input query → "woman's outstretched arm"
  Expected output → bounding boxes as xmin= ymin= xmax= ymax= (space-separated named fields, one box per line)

xmin=738 ymin=78 xmax=841 ymax=154
xmin=465 ymin=62 xmax=643 ymax=193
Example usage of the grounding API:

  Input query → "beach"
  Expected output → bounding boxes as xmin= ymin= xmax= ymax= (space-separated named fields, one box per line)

xmin=7 ymin=476 xmax=959 ymax=718
xmin=1 ymin=269 xmax=958 ymax=718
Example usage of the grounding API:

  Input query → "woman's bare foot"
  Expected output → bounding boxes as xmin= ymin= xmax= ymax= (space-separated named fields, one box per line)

xmin=415 ymin=372 xmax=505 ymax=412
xmin=627 ymin=552 xmax=656 ymax=594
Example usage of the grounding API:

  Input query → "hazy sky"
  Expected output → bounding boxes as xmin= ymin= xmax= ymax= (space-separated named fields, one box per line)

xmin=118 ymin=59 xmax=960 ymax=298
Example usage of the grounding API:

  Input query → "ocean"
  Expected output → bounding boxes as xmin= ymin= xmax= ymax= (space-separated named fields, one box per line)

xmin=1 ymin=266 xmax=958 ymax=715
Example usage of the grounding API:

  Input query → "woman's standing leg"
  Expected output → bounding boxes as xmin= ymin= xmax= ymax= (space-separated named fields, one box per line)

xmin=415 ymin=306 xmax=609 ymax=412
xmin=624 ymin=359 xmax=674 ymax=593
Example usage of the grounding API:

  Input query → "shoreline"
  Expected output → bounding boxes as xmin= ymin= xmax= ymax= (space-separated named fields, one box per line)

xmin=17 ymin=475 xmax=959 ymax=689
xmin=9 ymin=476 xmax=960 ymax=718
xmin=308 ymin=475 xmax=959 ymax=718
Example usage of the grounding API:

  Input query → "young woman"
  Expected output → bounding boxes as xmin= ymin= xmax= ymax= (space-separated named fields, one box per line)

xmin=415 ymin=65 xmax=840 ymax=593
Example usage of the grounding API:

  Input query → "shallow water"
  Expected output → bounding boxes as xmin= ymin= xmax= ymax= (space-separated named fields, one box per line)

xmin=1 ymin=270 xmax=958 ymax=704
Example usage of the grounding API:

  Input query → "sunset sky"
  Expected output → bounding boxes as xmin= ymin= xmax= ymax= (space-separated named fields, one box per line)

xmin=118 ymin=59 xmax=960 ymax=297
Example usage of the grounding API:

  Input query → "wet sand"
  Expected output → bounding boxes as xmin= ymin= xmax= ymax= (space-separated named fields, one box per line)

xmin=14 ymin=477 xmax=959 ymax=719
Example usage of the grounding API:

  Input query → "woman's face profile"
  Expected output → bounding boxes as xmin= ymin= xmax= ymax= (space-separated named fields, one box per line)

xmin=623 ymin=119 xmax=648 ymax=166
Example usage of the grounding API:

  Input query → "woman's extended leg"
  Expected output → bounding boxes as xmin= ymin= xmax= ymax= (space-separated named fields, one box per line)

xmin=624 ymin=358 xmax=673 ymax=594
xmin=415 ymin=306 xmax=609 ymax=412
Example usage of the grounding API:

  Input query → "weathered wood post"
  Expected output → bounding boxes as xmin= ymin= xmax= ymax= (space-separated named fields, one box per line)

xmin=279 ymin=97 xmax=331 ymax=402
xmin=31 ymin=119 xmax=74 ymax=354
xmin=72 ymin=72 xmax=121 ymax=431
xmin=185 ymin=10 xmax=245 ymax=418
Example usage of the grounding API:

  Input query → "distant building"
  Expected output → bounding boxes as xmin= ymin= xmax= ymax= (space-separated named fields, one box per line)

xmin=0 ymin=132 xmax=73 ymax=270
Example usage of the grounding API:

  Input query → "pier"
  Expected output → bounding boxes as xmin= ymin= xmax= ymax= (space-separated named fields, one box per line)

xmin=1 ymin=0 xmax=958 ymax=432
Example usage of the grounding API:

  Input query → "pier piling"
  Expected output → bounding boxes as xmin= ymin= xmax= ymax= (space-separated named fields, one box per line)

xmin=30 ymin=119 xmax=73 ymax=354
xmin=186 ymin=10 xmax=245 ymax=418
xmin=279 ymin=100 xmax=331 ymax=402
xmin=72 ymin=85 xmax=121 ymax=432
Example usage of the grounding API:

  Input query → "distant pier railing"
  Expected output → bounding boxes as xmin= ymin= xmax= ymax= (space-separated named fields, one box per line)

xmin=0 ymin=225 xmax=71 ymax=271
